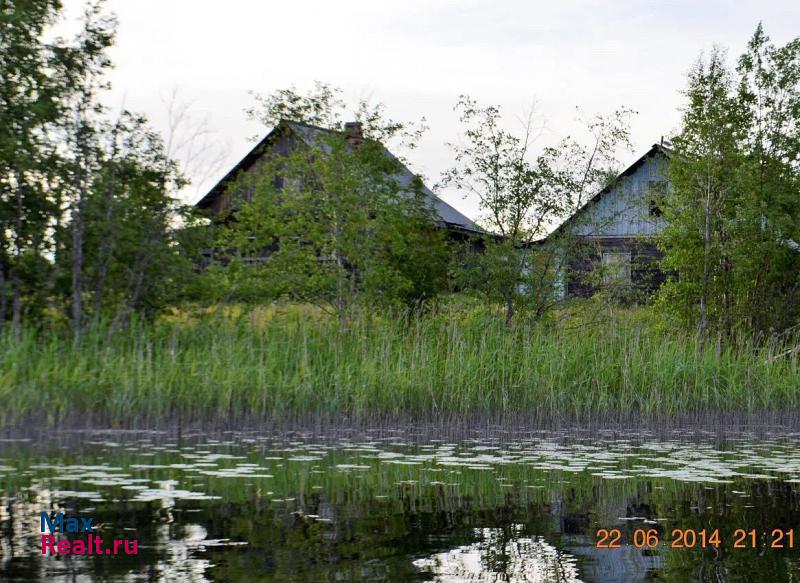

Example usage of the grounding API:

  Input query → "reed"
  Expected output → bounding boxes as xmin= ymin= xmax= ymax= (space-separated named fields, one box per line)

xmin=1 ymin=305 xmax=797 ymax=427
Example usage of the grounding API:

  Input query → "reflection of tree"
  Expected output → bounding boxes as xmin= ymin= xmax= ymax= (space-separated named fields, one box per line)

xmin=413 ymin=525 xmax=582 ymax=582
xmin=0 ymin=476 xmax=219 ymax=582
xmin=3 ymin=436 xmax=800 ymax=581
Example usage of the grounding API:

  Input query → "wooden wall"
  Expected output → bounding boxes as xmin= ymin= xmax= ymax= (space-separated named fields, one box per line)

xmin=573 ymin=151 xmax=669 ymax=238
xmin=566 ymin=237 xmax=667 ymax=299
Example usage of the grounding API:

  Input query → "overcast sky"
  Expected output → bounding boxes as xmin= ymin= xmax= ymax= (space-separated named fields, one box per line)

xmin=61 ymin=0 xmax=800 ymax=221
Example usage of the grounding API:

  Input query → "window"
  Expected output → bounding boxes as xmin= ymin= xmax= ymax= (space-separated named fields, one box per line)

xmin=646 ymin=180 xmax=666 ymax=217
xmin=284 ymin=176 xmax=302 ymax=193
xmin=648 ymin=199 xmax=663 ymax=217
xmin=602 ymin=252 xmax=632 ymax=286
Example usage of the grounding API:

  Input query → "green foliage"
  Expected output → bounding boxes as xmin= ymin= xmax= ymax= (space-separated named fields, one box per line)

xmin=211 ymin=86 xmax=448 ymax=313
xmin=452 ymin=239 xmax=560 ymax=323
xmin=0 ymin=1 xmax=203 ymax=335
xmin=54 ymin=112 xmax=198 ymax=323
xmin=1 ymin=306 xmax=797 ymax=426
xmin=659 ymin=25 xmax=800 ymax=339
xmin=0 ymin=0 xmax=94 ymax=329
xmin=442 ymin=96 xmax=634 ymax=322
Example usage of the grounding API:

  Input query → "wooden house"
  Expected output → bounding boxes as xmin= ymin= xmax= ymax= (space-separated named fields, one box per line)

xmin=195 ymin=120 xmax=484 ymax=242
xmin=548 ymin=142 xmax=672 ymax=298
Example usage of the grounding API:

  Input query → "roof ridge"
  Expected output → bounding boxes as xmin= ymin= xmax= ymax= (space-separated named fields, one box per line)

xmin=281 ymin=118 xmax=340 ymax=133
xmin=545 ymin=142 xmax=669 ymax=239
xmin=196 ymin=119 xmax=483 ymax=234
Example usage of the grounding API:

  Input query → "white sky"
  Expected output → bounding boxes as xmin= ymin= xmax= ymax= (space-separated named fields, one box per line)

xmin=61 ymin=0 xmax=800 ymax=222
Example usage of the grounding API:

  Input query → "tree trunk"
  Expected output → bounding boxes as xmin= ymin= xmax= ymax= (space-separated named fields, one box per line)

xmin=91 ymin=122 xmax=122 ymax=328
xmin=71 ymin=188 xmax=86 ymax=342
xmin=11 ymin=268 xmax=21 ymax=340
xmin=0 ymin=249 xmax=7 ymax=332
xmin=91 ymin=187 xmax=118 ymax=327
xmin=71 ymin=118 xmax=91 ymax=343
xmin=505 ymin=297 xmax=515 ymax=325
xmin=698 ymin=176 xmax=712 ymax=342
xmin=109 ymin=254 xmax=147 ymax=337
xmin=11 ymin=179 xmax=24 ymax=339
xmin=109 ymin=223 xmax=160 ymax=338
xmin=336 ymin=253 xmax=347 ymax=316
xmin=332 ymin=206 xmax=349 ymax=318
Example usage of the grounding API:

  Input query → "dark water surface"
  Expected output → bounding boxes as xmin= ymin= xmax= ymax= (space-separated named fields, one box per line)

xmin=1 ymin=428 xmax=800 ymax=582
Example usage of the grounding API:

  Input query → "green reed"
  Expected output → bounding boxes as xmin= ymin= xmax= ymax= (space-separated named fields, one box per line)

xmin=1 ymin=306 xmax=797 ymax=427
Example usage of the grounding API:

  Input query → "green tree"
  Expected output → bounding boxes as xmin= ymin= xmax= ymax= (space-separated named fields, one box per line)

xmin=658 ymin=26 xmax=800 ymax=340
xmin=442 ymin=96 xmax=633 ymax=322
xmin=213 ymin=84 xmax=448 ymax=314
xmin=658 ymin=47 xmax=746 ymax=340
xmin=734 ymin=24 xmax=800 ymax=334
xmin=55 ymin=112 xmax=195 ymax=331
xmin=0 ymin=0 xmax=98 ymax=334
xmin=1 ymin=1 xmax=201 ymax=335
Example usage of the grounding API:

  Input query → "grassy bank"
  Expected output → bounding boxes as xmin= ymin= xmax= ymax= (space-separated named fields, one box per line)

xmin=1 ymin=306 xmax=798 ymax=427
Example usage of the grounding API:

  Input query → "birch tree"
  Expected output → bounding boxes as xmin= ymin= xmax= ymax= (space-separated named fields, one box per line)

xmin=442 ymin=96 xmax=633 ymax=322
xmin=0 ymin=0 xmax=113 ymax=335
xmin=659 ymin=26 xmax=800 ymax=340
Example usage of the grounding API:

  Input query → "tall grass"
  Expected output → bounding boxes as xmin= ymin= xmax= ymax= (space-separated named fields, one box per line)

xmin=1 ymin=306 xmax=798 ymax=427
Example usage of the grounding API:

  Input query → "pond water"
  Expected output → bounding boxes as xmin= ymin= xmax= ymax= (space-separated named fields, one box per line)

xmin=1 ymin=428 xmax=800 ymax=582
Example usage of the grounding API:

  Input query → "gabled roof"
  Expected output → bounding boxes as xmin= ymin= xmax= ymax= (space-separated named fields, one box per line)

xmin=195 ymin=120 xmax=483 ymax=234
xmin=546 ymin=143 xmax=671 ymax=240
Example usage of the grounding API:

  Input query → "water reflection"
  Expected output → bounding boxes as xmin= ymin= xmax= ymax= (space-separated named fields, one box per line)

xmin=0 ymin=429 xmax=799 ymax=581
xmin=414 ymin=525 xmax=582 ymax=582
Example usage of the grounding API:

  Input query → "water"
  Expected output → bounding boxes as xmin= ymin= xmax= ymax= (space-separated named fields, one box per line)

xmin=1 ymin=428 xmax=800 ymax=582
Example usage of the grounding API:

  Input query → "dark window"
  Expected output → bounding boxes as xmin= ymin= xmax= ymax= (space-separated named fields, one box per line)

xmin=647 ymin=180 xmax=666 ymax=217
xmin=649 ymin=199 xmax=663 ymax=217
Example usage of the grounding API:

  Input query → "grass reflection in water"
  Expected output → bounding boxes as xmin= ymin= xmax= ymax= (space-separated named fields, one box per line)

xmin=1 ymin=428 xmax=799 ymax=582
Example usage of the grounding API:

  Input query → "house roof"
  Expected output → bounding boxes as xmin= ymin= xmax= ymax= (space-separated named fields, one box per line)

xmin=195 ymin=120 xmax=483 ymax=234
xmin=546 ymin=143 xmax=671 ymax=240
